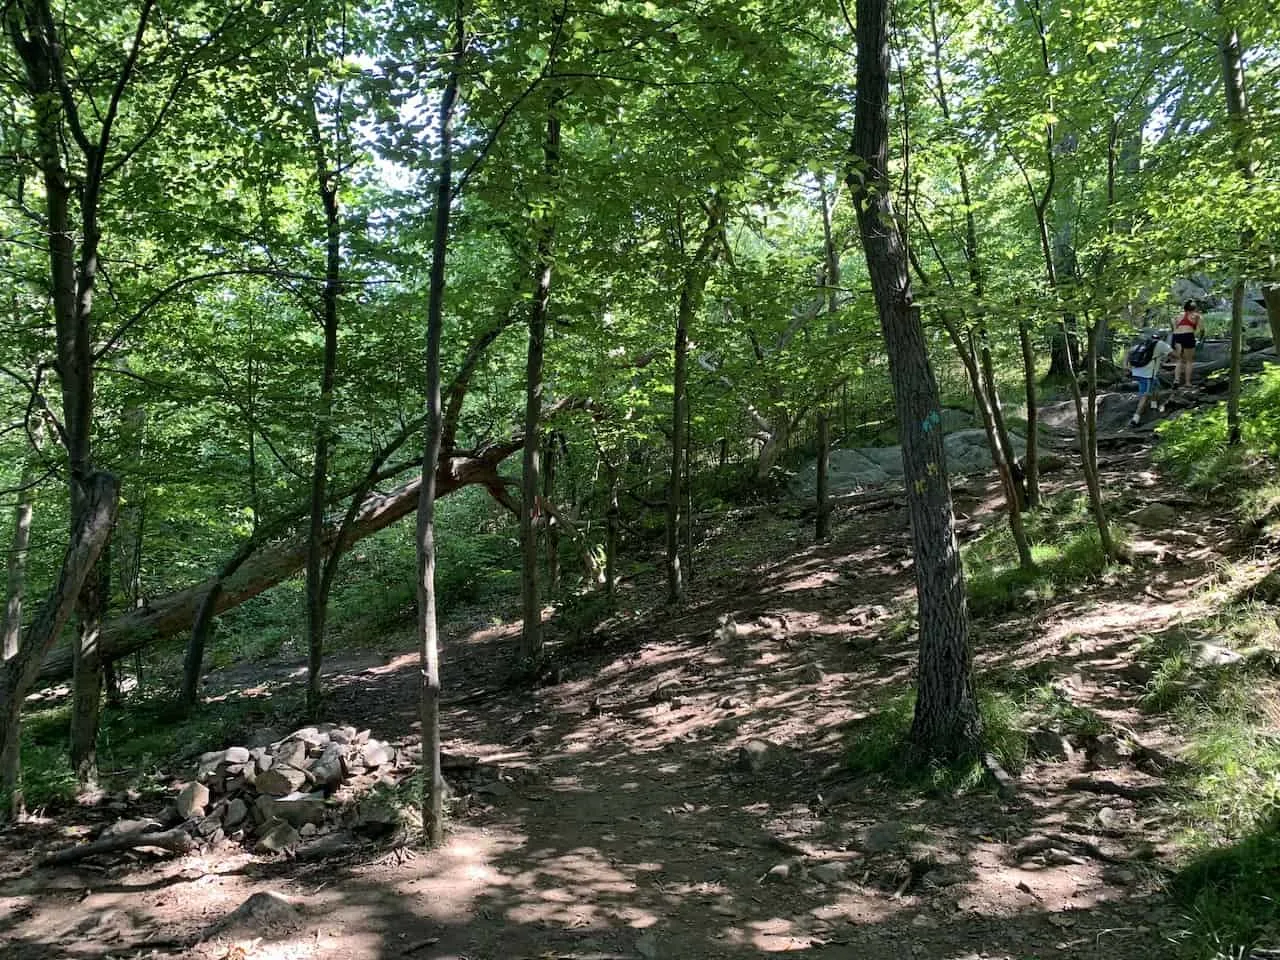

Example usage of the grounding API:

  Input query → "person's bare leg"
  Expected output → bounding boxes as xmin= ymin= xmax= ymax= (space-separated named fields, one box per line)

xmin=1182 ymin=347 xmax=1195 ymax=387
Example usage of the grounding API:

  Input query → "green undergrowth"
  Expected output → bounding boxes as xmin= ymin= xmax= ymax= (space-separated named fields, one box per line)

xmin=845 ymin=688 xmax=1025 ymax=793
xmin=12 ymin=686 xmax=304 ymax=812
xmin=1135 ymin=579 xmax=1280 ymax=957
xmin=1156 ymin=367 xmax=1280 ymax=502
xmin=964 ymin=491 xmax=1115 ymax=617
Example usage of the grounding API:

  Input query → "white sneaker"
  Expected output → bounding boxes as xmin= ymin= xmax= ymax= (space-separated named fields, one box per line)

xmin=1130 ymin=416 xmax=1140 ymax=427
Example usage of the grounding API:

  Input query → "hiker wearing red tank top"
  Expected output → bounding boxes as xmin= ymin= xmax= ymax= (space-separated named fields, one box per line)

xmin=1172 ymin=299 xmax=1201 ymax=387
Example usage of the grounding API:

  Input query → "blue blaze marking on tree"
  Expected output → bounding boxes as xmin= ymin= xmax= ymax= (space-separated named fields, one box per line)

xmin=920 ymin=410 xmax=941 ymax=433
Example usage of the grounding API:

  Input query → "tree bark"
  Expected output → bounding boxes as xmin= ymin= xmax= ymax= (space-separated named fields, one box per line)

xmin=417 ymin=9 xmax=464 ymax=848
xmin=1018 ymin=317 xmax=1041 ymax=506
xmin=520 ymin=95 xmax=562 ymax=661
xmin=544 ymin=433 xmax=560 ymax=594
xmin=667 ymin=203 xmax=723 ymax=606
xmin=1218 ymin=18 xmax=1251 ymax=446
xmin=36 ymin=444 xmax=521 ymax=688
xmin=1 ymin=449 xmax=38 ymax=819
xmin=304 ymin=106 xmax=342 ymax=716
xmin=605 ymin=459 xmax=619 ymax=601
xmin=816 ymin=412 xmax=831 ymax=542
xmin=1265 ymin=285 xmax=1280 ymax=354
xmin=0 ymin=473 xmax=118 ymax=816
xmin=848 ymin=0 xmax=980 ymax=761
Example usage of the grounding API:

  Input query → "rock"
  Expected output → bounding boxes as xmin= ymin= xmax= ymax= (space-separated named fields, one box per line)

xmin=716 ymin=696 xmax=743 ymax=710
xmin=256 ymin=791 xmax=328 ymax=828
xmin=1038 ymin=453 xmax=1068 ymax=474
xmin=354 ymin=729 xmax=372 ymax=745
xmin=223 ymin=798 xmax=249 ymax=831
xmin=1131 ymin=502 xmax=1176 ymax=530
xmin=1085 ymin=733 xmax=1131 ymax=769
xmin=360 ymin=740 xmax=394 ymax=769
xmin=254 ymin=818 xmax=300 ymax=854
xmin=223 ymin=746 xmax=251 ymax=765
xmin=197 ymin=812 xmax=224 ymax=838
xmin=257 ymin=764 xmax=310 ymax=797
xmin=1190 ymin=641 xmax=1244 ymax=668
xmin=734 ymin=738 xmax=777 ymax=773
xmin=309 ymin=745 xmax=346 ymax=792
xmin=176 ymin=781 xmax=210 ymax=819
xmin=911 ymin=913 xmax=938 ymax=929
xmin=275 ymin=739 xmax=308 ymax=769
xmin=798 ymin=663 xmax=824 ymax=685
xmin=253 ymin=748 xmax=273 ymax=775
xmin=100 ymin=818 xmax=163 ymax=840
xmin=288 ymin=726 xmax=328 ymax=749
xmin=204 ymin=891 xmax=299 ymax=939
xmin=246 ymin=729 xmax=281 ymax=750
xmin=763 ymin=862 xmax=793 ymax=883
xmin=862 ymin=820 xmax=906 ymax=854
xmin=475 ymin=780 xmax=512 ymax=799
xmin=811 ymin=862 xmax=849 ymax=884
xmin=299 ymin=822 xmax=318 ymax=837
xmin=1027 ymin=729 xmax=1074 ymax=761
xmin=352 ymin=799 xmax=401 ymax=839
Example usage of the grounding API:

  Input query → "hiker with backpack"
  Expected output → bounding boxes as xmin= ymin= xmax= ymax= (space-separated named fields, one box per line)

xmin=1172 ymin=299 xmax=1202 ymax=387
xmin=1126 ymin=331 xmax=1174 ymax=427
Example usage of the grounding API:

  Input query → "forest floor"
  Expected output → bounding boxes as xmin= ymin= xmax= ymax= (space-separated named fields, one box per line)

xmin=1 ymin=396 xmax=1276 ymax=960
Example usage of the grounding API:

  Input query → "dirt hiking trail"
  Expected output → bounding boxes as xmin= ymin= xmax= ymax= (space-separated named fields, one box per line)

xmin=0 ymin=431 xmax=1249 ymax=960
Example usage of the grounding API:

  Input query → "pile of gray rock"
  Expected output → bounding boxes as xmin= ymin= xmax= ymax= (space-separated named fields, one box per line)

xmin=173 ymin=723 xmax=404 ymax=854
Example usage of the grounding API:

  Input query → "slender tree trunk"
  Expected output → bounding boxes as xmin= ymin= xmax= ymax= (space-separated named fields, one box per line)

xmin=816 ymin=412 xmax=831 ymax=542
xmin=1018 ymin=318 xmax=1041 ymax=506
xmin=1060 ymin=320 xmax=1115 ymax=558
xmin=1218 ymin=18 xmax=1251 ymax=446
xmin=1228 ymin=282 xmax=1245 ymax=445
xmin=605 ymin=460 xmax=619 ymax=602
xmin=667 ymin=203 xmax=723 ymax=605
xmin=544 ymin=433 xmax=559 ymax=594
xmin=1 ymin=450 xmax=38 ymax=819
xmin=0 ymin=473 xmax=118 ymax=819
xmin=304 ymin=72 xmax=343 ymax=715
xmin=520 ymin=97 xmax=562 ymax=661
xmin=848 ymin=0 xmax=980 ymax=761
xmin=418 ymin=11 xmax=464 ymax=847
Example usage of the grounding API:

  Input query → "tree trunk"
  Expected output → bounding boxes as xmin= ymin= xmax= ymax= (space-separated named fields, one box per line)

xmin=520 ymin=97 xmax=562 ymax=662
xmin=305 ymin=144 xmax=342 ymax=717
xmin=36 ymin=444 xmax=522 ymax=688
xmin=605 ymin=460 xmax=619 ymax=601
xmin=1 ymin=452 xmax=38 ymax=820
xmin=1018 ymin=318 xmax=1041 ymax=506
xmin=816 ymin=412 xmax=831 ymax=541
xmin=0 ymin=473 xmax=118 ymax=818
xmin=1060 ymin=320 xmax=1116 ymax=559
xmin=1228 ymin=281 xmax=1245 ymax=445
xmin=848 ymin=0 xmax=980 ymax=761
xmin=417 ymin=10 xmax=464 ymax=847
xmin=1219 ymin=19 xmax=1251 ymax=447
xmin=544 ymin=433 xmax=559 ymax=594
xmin=667 ymin=203 xmax=723 ymax=605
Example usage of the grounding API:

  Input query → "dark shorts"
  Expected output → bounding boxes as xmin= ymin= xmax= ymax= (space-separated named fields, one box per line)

xmin=1173 ymin=332 xmax=1196 ymax=350
xmin=1136 ymin=376 xmax=1158 ymax=396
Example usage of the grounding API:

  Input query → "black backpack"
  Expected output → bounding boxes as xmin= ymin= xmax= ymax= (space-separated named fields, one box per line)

xmin=1127 ymin=338 xmax=1156 ymax=368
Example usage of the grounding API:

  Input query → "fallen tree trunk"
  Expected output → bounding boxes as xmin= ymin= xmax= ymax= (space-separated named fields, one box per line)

xmin=39 ymin=823 xmax=195 ymax=866
xmin=36 ymin=444 xmax=519 ymax=687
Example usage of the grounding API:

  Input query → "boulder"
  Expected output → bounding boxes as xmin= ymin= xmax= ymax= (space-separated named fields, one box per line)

xmin=1131 ymin=503 xmax=1176 ymax=530
xmin=359 ymin=740 xmax=394 ymax=769
xmin=352 ymin=799 xmax=401 ymax=839
xmin=1027 ymin=730 xmax=1074 ymax=762
xmin=176 ymin=782 xmax=210 ymax=819
xmin=275 ymin=740 xmax=308 ymax=769
xmin=256 ymin=792 xmax=328 ymax=828
xmin=256 ymin=764 xmax=310 ymax=797
xmin=254 ymin=819 xmax=300 ymax=855
xmin=861 ymin=820 xmax=906 ymax=854
xmin=223 ymin=798 xmax=249 ymax=831
xmin=798 ymin=663 xmax=824 ymax=685
xmin=1190 ymin=641 xmax=1244 ymax=668
xmin=1085 ymin=733 xmax=1131 ymax=769
xmin=246 ymin=729 xmax=281 ymax=750
xmin=224 ymin=746 xmax=251 ymax=765
xmin=309 ymin=745 xmax=346 ymax=792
